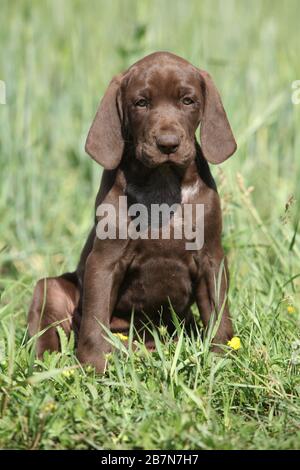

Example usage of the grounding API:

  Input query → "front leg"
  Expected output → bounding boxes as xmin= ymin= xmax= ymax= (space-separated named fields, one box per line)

xmin=77 ymin=245 xmax=128 ymax=372
xmin=195 ymin=250 xmax=233 ymax=349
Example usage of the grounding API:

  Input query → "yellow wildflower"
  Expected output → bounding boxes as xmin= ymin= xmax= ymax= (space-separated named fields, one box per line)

xmin=158 ymin=325 xmax=168 ymax=336
xmin=287 ymin=305 xmax=296 ymax=314
xmin=189 ymin=355 xmax=198 ymax=364
xmin=113 ymin=332 xmax=129 ymax=341
xmin=62 ymin=369 xmax=75 ymax=378
xmin=227 ymin=336 xmax=241 ymax=350
xmin=41 ymin=401 xmax=57 ymax=414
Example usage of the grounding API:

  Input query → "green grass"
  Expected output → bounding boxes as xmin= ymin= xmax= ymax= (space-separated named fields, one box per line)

xmin=1 ymin=0 xmax=300 ymax=449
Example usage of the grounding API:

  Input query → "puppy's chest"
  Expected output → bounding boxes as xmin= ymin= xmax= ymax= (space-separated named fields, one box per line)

xmin=116 ymin=239 xmax=197 ymax=314
xmin=115 ymin=167 xmax=202 ymax=313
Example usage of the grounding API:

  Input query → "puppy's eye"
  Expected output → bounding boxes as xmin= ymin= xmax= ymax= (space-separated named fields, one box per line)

xmin=182 ymin=97 xmax=194 ymax=105
xmin=135 ymin=98 xmax=148 ymax=108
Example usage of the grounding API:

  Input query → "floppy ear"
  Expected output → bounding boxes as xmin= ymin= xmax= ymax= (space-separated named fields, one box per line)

xmin=199 ymin=70 xmax=237 ymax=164
xmin=85 ymin=75 xmax=124 ymax=169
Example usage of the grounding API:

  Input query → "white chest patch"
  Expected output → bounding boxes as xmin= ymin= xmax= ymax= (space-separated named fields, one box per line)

xmin=181 ymin=179 xmax=200 ymax=203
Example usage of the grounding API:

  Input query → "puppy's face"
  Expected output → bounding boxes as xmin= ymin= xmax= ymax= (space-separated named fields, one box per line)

xmin=85 ymin=52 xmax=236 ymax=170
xmin=122 ymin=58 xmax=202 ymax=168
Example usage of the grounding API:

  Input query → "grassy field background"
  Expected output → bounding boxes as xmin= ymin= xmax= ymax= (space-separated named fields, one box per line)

xmin=1 ymin=0 xmax=300 ymax=449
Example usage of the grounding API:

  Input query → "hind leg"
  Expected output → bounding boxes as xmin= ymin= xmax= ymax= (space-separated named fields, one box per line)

xmin=28 ymin=272 xmax=80 ymax=357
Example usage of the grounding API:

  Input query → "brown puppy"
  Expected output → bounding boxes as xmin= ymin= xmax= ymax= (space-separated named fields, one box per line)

xmin=28 ymin=52 xmax=237 ymax=372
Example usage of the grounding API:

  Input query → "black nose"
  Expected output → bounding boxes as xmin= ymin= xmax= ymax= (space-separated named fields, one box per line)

xmin=156 ymin=134 xmax=180 ymax=154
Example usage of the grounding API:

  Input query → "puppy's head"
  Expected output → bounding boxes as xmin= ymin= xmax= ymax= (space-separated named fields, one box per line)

xmin=86 ymin=52 xmax=236 ymax=170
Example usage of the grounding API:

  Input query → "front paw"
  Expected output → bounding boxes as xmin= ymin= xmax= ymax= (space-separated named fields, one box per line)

xmin=76 ymin=348 xmax=108 ymax=373
xmin=210 ymin=331 xmax=234 ymax=354
xmin=210 ymin=343 xmax=227 ymax=354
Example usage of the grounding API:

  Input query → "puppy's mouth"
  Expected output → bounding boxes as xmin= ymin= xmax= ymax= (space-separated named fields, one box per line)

xmin=137 ymin=143 xmax=195 ymax=169
xmin=140 ymin=149 xmax=169 ymax=168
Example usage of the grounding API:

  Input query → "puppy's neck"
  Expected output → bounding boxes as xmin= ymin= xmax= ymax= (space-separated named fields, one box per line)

xmin=120 ymin=143 xmax=216 ymax=210
xmin=123 ymin=161 xmax=182 ymax=211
